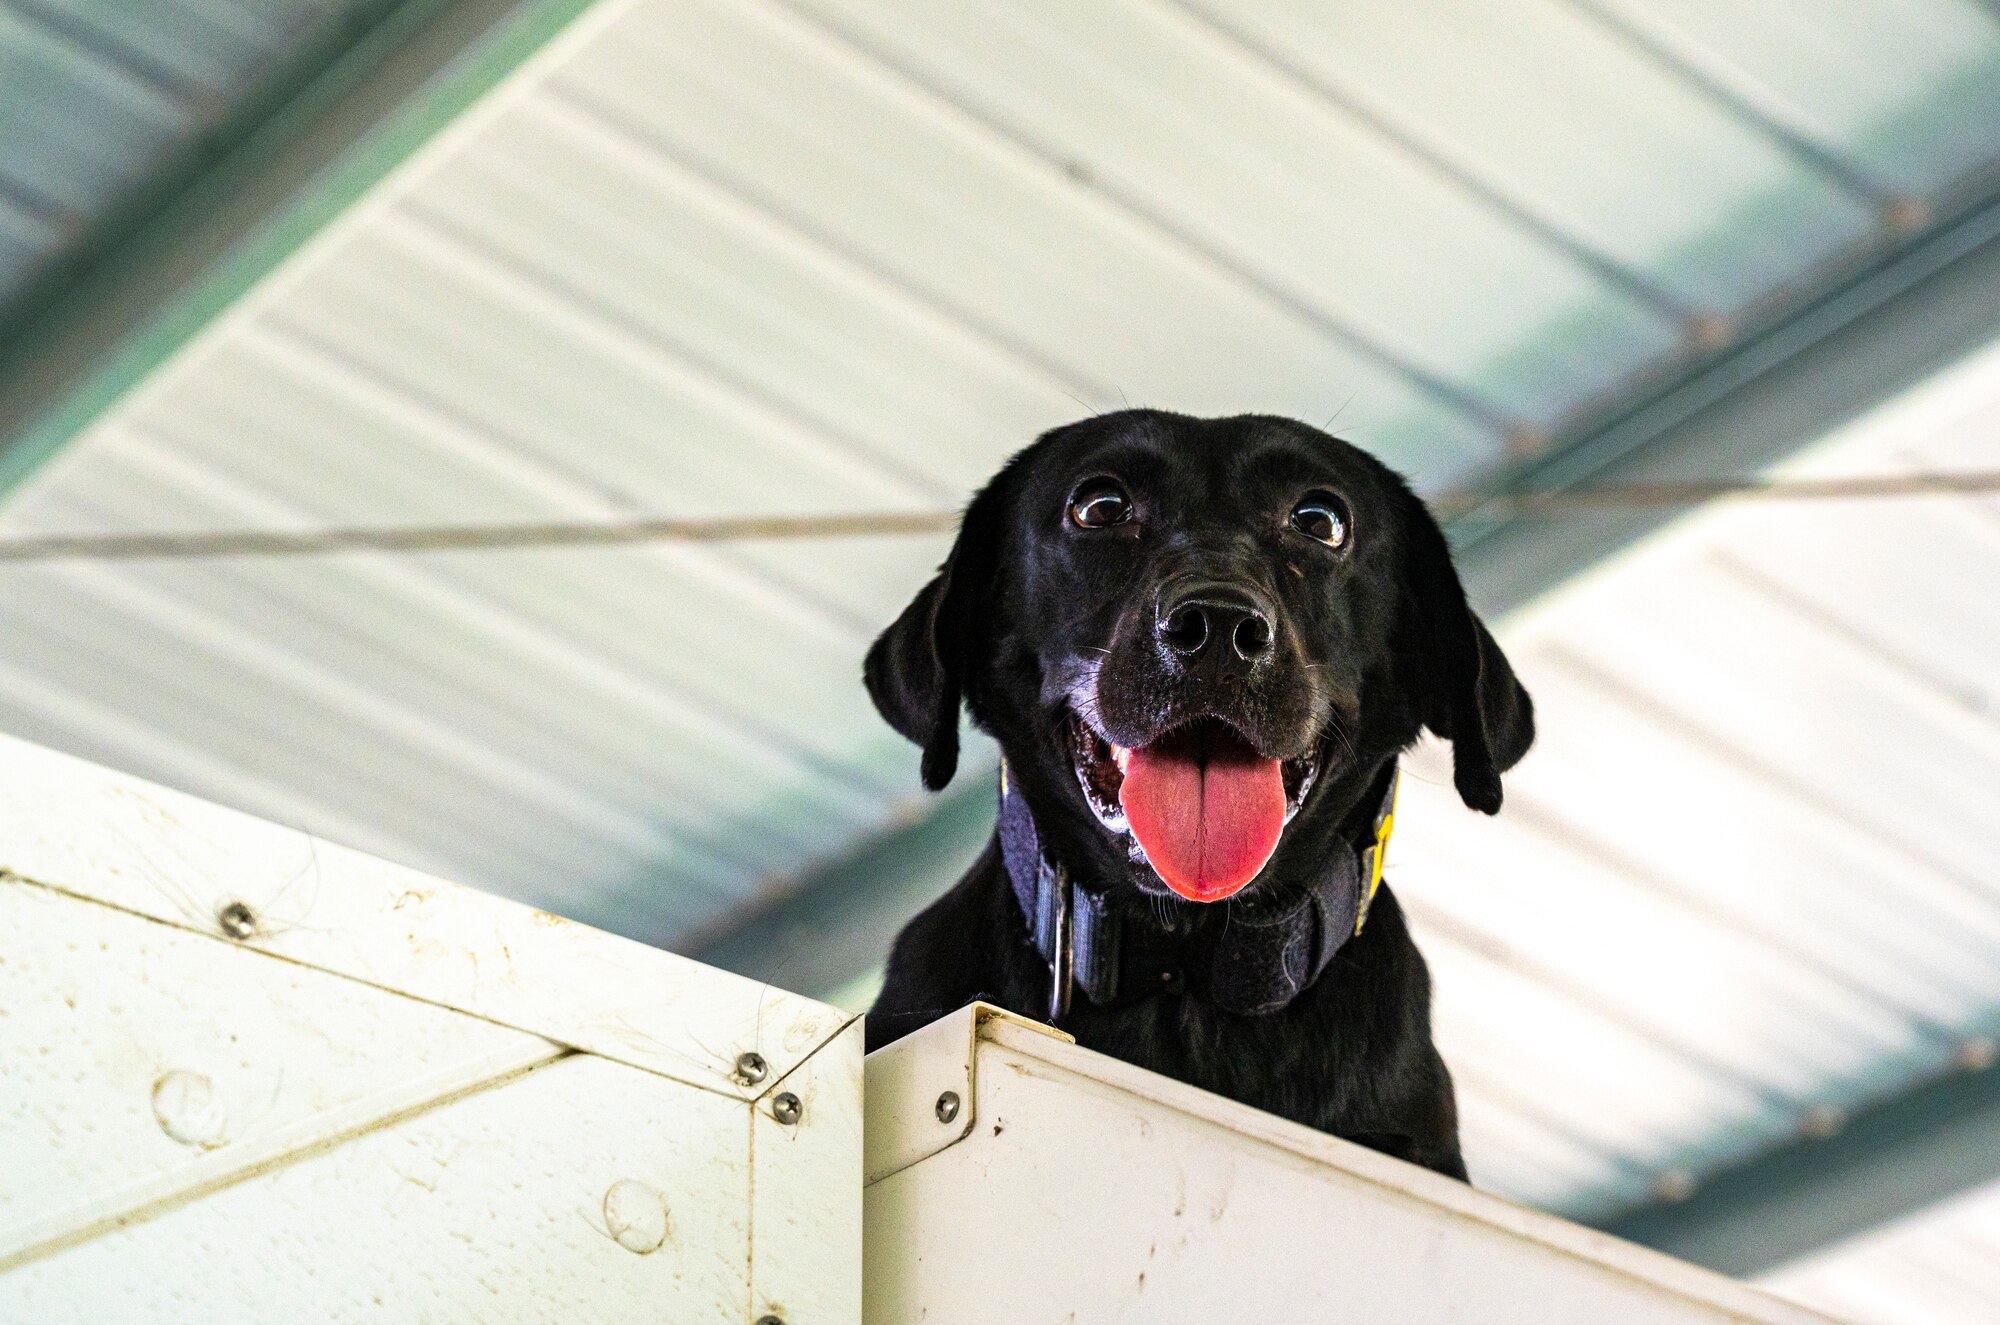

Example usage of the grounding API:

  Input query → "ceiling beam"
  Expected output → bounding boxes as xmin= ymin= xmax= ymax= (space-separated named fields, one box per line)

xmin=0 ymin=0 xmax=604 ymax=499
xmin=686 ymin=776 xmax=997 ymax=1006
xmin=1453 ymin=180 xmax=2000 ymax=617
xmin=1599 ymin=1054 xmax=2000 ymax=1277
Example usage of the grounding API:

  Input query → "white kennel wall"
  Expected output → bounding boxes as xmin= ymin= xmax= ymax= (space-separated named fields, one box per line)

xmin=862 ymin=1003 xmax=1844 ymax=1325
xmin=0 ymin=730 xmax=862 ymax=1324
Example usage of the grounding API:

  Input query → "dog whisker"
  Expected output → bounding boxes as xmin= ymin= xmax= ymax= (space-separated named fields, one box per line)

xmin=1321 ymin=715 xmax=1361 ymax=769
xmin=1321 ymin=390 xmax=1359 ymax=432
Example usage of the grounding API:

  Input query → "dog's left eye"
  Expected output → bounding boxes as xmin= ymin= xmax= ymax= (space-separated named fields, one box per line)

xmin=1068 ymin=480 xmax=1133 ymax=529
xmin=1290 ymin=492 xmax=1350 ymax=548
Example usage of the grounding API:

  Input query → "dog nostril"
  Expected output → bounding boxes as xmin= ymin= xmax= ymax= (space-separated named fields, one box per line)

xmin=1160 ymin=605 xmax=1208 ymax=656
xmin=1233 ymin=613 xmax=1273 ymax=662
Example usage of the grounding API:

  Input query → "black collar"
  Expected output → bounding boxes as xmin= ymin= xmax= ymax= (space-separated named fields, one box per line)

xmin=998 ymin=757 xmax=1400 ymax=1022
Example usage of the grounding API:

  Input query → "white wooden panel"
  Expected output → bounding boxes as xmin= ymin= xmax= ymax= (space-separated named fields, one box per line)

xmin=0 ymin=730 xmax=851 ymax=1100
xmin=862 ymin=1001 xmax=1066 ymax=1185
xmin=864 ymin=1005 xmax=1843 ymax=1325
xmin=2 ymin=1055 xmax=755 ymax=1324
xmin=753 ymin=1018 xmax=865 ymax=1324
xmin=0 ymin=879 xmax=561 ymax=1266
xmin=0 ymin=732 xmax=862 ymax=1322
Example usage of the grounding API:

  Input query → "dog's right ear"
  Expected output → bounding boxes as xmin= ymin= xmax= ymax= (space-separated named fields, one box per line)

xmin=865 ymin=478 xmax=1008 ymax=791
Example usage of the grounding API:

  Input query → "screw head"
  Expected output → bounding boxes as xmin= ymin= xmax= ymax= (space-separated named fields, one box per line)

xmin=735 ymin=1051 xmax=768 ymax=1085
xmin=1687 ymin=314 xmax=1734 ymax=352
xmin=1957 ymin=1036 xmax=1997 ymax=1071
xmin=1650 ymin=1168 xmax=1695 ymax=1203
xmin=771 ymin=1092 xmax=803 ymax=1125
xmin=756 ymin=1316 xmax=785 ymax=1325
xmin=217 ymin=900 xmax=258 ymax=940
xmin=1883 ymin=196 xmax=1931 ymax=236
xmin=935 ymin=1089 xmax=961 ymax=1124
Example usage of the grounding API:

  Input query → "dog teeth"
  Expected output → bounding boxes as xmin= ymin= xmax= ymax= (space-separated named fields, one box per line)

xmin=1112 ymin=744 xmax=1129 ymax=771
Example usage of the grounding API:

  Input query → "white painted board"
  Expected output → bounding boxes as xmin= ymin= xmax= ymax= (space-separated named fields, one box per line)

xmin=0 ymin=732 xmax=860 ymax=1323
xmin=863 ymin=1004 xmax=1848 ymax=1325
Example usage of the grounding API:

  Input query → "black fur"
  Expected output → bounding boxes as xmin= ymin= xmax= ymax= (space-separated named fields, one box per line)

xmin=864 ymin=411 xmax=1533 ymax=1180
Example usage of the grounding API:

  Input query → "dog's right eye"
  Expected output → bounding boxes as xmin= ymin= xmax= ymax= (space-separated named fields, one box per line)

xmin=1068 ymin=481 xmax=1133 ymax=529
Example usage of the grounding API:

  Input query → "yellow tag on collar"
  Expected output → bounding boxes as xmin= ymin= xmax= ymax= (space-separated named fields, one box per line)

xmin=1356 ymin=765 xmax=1400 ymax=936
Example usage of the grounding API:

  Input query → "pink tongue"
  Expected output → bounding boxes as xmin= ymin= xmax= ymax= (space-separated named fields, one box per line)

xmin=1118 ymin=734 xmax=1286 ymax=902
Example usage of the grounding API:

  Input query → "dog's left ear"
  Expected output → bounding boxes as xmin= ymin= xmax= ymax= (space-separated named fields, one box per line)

xmin=864 ymin=478 xmax=1008 ymax=792
xmin=1397 ymin=493 xmax=1534 ymax=814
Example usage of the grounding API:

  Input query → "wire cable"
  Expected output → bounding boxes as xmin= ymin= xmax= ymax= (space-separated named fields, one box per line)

xmin=0 ymin=471 xmax=1991 ymax=563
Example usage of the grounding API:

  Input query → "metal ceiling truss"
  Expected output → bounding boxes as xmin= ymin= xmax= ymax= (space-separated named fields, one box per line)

xmin=0 ymin=0 xmax=602 ymax=498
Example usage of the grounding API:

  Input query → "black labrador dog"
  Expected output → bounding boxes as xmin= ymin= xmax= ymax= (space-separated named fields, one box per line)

xmin=864 ymin=410 xmax=1532 ymax=1179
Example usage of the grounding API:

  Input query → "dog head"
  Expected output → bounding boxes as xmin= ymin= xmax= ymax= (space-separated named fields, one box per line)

xmin=867 ymin=410 xmax=1532 ymax=905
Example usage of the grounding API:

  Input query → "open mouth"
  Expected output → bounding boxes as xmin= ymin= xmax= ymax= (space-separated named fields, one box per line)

xmin=1069 ymin=712 xmax=1318 ymax=903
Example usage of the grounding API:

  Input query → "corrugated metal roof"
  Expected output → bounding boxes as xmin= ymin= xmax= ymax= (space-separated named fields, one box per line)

xmin=0 ymin=0 xmax=385 ymax=309
xmin=0 ymin=0 xmax=1998 ymax=1230
xmin=1392 ymin=335 xmax=2000 ymax=1214
xmin=1765 ymin=1174 xmax=2000 ymax=1324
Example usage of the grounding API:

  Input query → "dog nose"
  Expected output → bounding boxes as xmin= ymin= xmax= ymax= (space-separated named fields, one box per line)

xmin=1156 ymin=586 xmax=1275 ymax=669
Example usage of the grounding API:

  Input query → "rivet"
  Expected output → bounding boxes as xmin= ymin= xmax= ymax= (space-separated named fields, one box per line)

xmin=602 ymin=1179 xmax=669 ymax=1254
xmin=1883 ymin=196 xmax=1931 ymax=236
xmin=771 ymin=1092 xmax=803 ymax=1126
xmin=152 ymin=1070 xmax=227 ymax=1148
xmin=1956 ymin=1037 xmax=1997 ymax=1071
xmin=217 ymin=900 xmax=258 ymax=940
xmin=1687 ymin=314 xmax=1734 ymax=352
xmin=1650 ymin=1168 xmax=1695 ymax=1203
xmin=734 ymin=1051 xmax=768 ymax=1085
xmin=755 ymin=1316 xmax=785 ymax=1325
xmin=1503 ymin=424 xmax=1552 ymax=460
xmin=935 ymin=1090 xmax=961 ymax=1124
